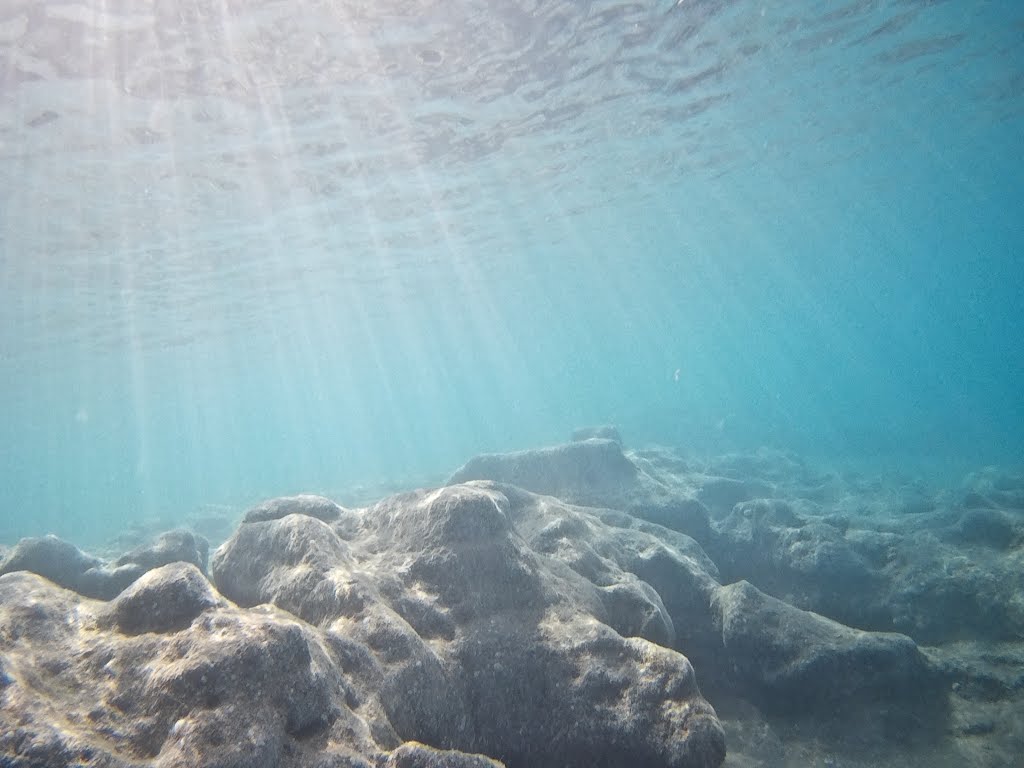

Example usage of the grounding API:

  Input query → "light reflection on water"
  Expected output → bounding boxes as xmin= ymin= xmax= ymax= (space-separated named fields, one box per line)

xmin=0 ymin=1 xmax=1021 ymax=543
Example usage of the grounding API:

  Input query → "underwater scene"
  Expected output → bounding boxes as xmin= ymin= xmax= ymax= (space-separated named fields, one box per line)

xmin=1 ymin=1 xmax=1022 ymax=766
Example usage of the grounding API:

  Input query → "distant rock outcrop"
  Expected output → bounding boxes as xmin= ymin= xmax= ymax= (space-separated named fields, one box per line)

xmin=570 ymin=424 xmax=623 ymax=444
xmin=708 ymin=496 xmax=1024 ymax=645
xmin=450 ymin=438 xmax=715 ymax=545
xmin=0 ymin=528 xmax=209 ymax=600
xmin=450 ymin=438 xmax=639 ymax=503
xmin=241 ymin=493 xmax=346 ymax=524
xmin=712 ymin=580 xmax=943 ymax=717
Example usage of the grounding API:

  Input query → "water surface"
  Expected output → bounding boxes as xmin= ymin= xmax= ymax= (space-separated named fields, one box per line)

xmin=1 ymin=0 xmax=1021 ymax=543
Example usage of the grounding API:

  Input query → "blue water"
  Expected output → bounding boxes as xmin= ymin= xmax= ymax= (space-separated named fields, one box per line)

xmin=1 ymin=0 xmax=1022 ymax=544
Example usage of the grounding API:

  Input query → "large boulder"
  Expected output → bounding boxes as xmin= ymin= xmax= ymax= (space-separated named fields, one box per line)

xmin=449 ymin=440 xmax=714 ymax=545
xmin=114 ymin=528 xmax=210 ymax=572
xmin=0 ymin=529 xmax=210 ymax=601
xmin=0 ymin=534 xmax=106 ymax=595
xmin=99 ymin=561 xmax=226 ymax=635
xmin=0 ymin=569 xmax=367 ymax=768
xmin=449 ymin=439 xmax=639 ymax=504
xmin=711 ymin=580 xmax=944 ymax=718
xmin=210 ymin=483 xmax=727 ymax=768
xmin=242 ymin=494 xmax=346 ymax=524
xmin=708 ymin=497 xmax=1024 ymax=645
xmin=708 ymin=579 xmax=955 ymax=752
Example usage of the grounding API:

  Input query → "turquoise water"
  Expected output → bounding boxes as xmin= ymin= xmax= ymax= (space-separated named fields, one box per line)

xmin=1 ymin=1 xmax=1021 ymax=544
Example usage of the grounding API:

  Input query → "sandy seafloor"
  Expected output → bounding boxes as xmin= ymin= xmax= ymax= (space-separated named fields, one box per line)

xmin=1 ymin=430 xmax=1021 ymax=768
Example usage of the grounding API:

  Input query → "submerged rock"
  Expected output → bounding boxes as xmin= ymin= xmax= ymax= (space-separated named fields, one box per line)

xmin=940 ymin=508 xmax=1019 ymax=549
xmin=449 ymin=439 xmax=714 ymax=545
xmin=449 ymin=438 xmax=639 ymax=503
xmin=5 ymin=444 xmax=1020 ymax=768
xmin=444 ymin=444 xmax=1024 ymax=762
xmin=570 ymin=425 xmax=623 ymax=445
xmin=1 ymin=484 xmax=729 ymax=768
xmin=0 ymin=534 xmax=104 ymax=594
xmin=961 ymin=467 xmax=1024 ymax=511
xmin=114 ymin=528 xmax=210 ymax=572
xmin=0 ymin=529 xmax=210 ymax=601
xmin=0 ymin=569 xmax=357 ymax=768
xmin=242 ymin=493 xmax=346 ymax=524
xmin=696 ymin=476 xmax=773 ymax=516
xmin=712 ymin=580 xmax=943 ymax=715
xmin=383 ymin=742 xmax=506 ymax=768
xmin=99 ymin=562 xmax=226 ymax=635
xmin=211 ymin=483 xmax=727 ymax=768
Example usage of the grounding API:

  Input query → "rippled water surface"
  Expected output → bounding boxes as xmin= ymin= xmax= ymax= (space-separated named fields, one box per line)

xmin=1 ymin=1 xmax=1022 ymax=542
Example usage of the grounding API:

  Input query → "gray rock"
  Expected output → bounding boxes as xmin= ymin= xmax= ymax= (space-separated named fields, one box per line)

xmin=594 ymin=513 xmax=723 ymax=683
xmin=696 ymin=476 xmax=774 ymax=516
xmin=940 ymin=509 xmax=1019 ymax=549
xmin=11 ymin=443 xmax=1016 ymax=767
xmin=517 ymin=498 xmax=721 ymax=672
xmin=626 ymin=497 xmax=715 ymax=545
xmin=0 ymin=534 xmax=103 ymax=594
xmin=929 ymin=640 xmax=1024 ymax=703
xmin=78 ymin=561 xmax=147 ymax=600
xmin=712 ymin=580 xmax=944 ymax=717
xmin=570 ymin=425 xmax=623 ymax=445
xmin=212 ymin=513 xmax=357 ymax=612
xmin=449 ymin=441 xmax=714 ymax=545
xmin=0 ymin=570 xmax=371 ymax=768
xmin=449 ymin=439 xmax=638 ymax=503
xmin=887 ymin=543 xmax=1024 ymax=644
xmin=0 ymin=529 xmax=210 ymax=601
xmin=243 ymin=494 xmax=345 ymax=523
xmin=100 ymin=562 xmax=225 ymax=635
xmin=383 ymin=742 xmax=504 ymax=767
xmin=706 ymin=490 xmax=1024 ymax=646
xmin=705 ymin=449 xmax=813 ymax=484
xmin=961 ymin=467 xmax=1024 ymax=511
xmin=115 ymin=528 xmax=210 ymax=572
xmin=437 ymin=446 xmax=1024 ymax=761
xmin=212 ymin=484 xmax=727 ymax=768
xmin=708 ymin=499 xmax=885 ymax=626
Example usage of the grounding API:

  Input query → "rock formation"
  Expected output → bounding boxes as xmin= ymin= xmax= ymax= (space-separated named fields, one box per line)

xmin=2 ymin=432 xmax=1022 ymax=767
